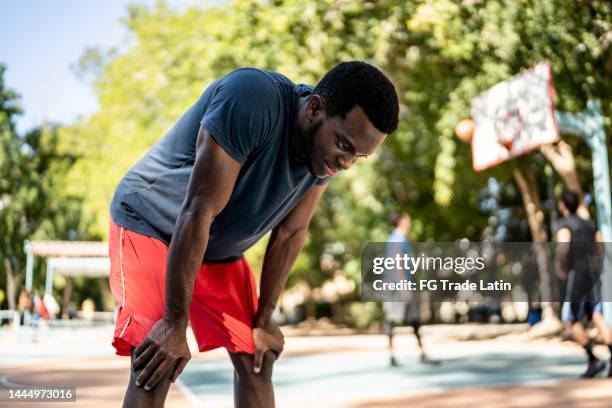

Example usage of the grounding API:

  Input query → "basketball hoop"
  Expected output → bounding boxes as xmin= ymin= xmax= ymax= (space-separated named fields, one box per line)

xmin=470 ymin=61 xmax=559 ymax=171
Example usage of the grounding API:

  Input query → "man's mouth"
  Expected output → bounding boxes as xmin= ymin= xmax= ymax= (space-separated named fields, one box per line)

xmin=323 ymin=160 xmax=337 ymax=177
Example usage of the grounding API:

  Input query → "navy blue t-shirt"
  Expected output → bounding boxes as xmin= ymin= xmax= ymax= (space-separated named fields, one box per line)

xmin=110 ymin=68 xmax=330 ymax=262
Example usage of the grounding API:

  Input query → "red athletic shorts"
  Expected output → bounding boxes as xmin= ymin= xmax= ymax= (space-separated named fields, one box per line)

xmin=108 ymin=218 xmax=258 ymax=356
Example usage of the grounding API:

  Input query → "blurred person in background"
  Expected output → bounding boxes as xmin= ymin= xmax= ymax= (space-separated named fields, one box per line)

xmin=556 ymin=189 xmax=612 ymax=378
xmin=18 ymin=290 xmax=33 ymax=325
xmin=383 ymin=211 xmax=438 ymax=367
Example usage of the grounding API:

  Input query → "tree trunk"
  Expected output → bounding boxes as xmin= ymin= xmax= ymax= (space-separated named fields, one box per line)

xmin=4 ymin=258 xmax=23 ymax=311
xmin=304 ymin=298 xmax=317 ymax=321
xmin=62 ymin=277 xmax=74 ymax=319
xmin=540 ymin=141 xmax=590 ymax=218
xmin=512 ymin=167 xmax=560 ymax=329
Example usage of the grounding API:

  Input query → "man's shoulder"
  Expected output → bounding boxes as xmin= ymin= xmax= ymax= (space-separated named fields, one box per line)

xmin=221 ymin=67 xmax=314 ymax=97
xmin=563 ymin=214 xmax=596 ymax=230
xmin=387 ymin=231 xmax=407 ymax=243
xmin=214 ymin=68 xmax=296 ymax=112
xmin=221 ymin=67 xmax=292 ymax=91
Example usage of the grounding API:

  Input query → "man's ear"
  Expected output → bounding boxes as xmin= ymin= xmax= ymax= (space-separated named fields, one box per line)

xmin=307 ymin=95 xmax=326 ymax=122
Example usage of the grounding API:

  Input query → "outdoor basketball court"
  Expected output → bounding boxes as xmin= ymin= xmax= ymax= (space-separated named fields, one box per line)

xmin=2 ymin=325 xmax=611 ymax=407
xmin=178 ymin=337 xmax=603 ymax=407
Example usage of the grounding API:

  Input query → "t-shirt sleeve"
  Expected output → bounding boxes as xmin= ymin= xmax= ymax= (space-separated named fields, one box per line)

xmin=201 ymin=69 xmax=278 ymax=164
xmin=315 ymin=176 xmax=332 ymax=185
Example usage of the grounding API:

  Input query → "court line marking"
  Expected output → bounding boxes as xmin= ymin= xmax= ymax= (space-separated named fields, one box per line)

xmin=175 ymin=378 xmax=201 ymax=408
xmin=3 ymin=372 xmax=201 ymax=407
xmin=0 ymin=374 xmax=24 ymax=388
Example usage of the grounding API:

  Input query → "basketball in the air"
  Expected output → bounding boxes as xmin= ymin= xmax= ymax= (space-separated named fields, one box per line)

xmin=455 ymin=118 xmax=475 ymax=143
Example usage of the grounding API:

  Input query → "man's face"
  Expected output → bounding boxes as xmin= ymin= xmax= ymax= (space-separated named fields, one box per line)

xmin=304 ymin=102 xmax=386 ymax=178
xmin=558 ymin=201 xmax=567 ymax=215
xmin=399 ymin=215 xmax=411 ymax=233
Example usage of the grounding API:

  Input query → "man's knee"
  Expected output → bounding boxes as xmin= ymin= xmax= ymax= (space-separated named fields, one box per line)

xmin=230 ymin=351 xmax=276 ymax=383
xmin=384 ymin=321 xmax=394 ymax=337
xmin=123 ymin=347 xmax=173 ymax=408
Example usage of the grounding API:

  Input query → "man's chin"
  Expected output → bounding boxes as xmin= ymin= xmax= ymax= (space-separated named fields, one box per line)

xmin=312 ymin=169 xmax=326 ymax=179
xmin=306 ymin=160 xmax=324 ymax=178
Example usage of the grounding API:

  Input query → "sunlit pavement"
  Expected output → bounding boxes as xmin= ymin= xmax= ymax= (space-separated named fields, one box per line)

xmin=180 ymin=339 xmax=601 ymax=407
xmin=1 ymin=325 xmax=611 ymax=407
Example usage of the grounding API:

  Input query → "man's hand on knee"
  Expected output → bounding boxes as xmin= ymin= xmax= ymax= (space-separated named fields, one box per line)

xmin=132 ymin=318 xmax=191 ymax=391
xmin=252 ymin=322 xmax=284 ymax=374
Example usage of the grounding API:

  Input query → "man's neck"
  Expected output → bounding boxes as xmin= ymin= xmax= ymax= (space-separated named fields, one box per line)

xmin=289 ymin=96 xmax=308 ymax=162
xmin=394 ymin=228 xmax=407 ymax=237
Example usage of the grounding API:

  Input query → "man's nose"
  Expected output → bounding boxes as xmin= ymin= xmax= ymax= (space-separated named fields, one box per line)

xmin=336 ymin=154 xmax=354 ymax=171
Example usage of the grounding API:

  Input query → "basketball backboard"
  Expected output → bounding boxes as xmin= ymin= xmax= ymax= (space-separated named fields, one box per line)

xmin=471 ymin=61 xmax=559 ymax=171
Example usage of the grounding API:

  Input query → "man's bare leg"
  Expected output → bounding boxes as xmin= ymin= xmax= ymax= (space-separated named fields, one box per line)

xmin=568 ymin=321 xmax=606 ymax=377
xmin=592 ymin=312 xmax=612 ymax=376
xmin=229 ymin=350 xmax=276 ymax=408
xmin=385 ymin=320 xmax=399 ymax=366
xmin=569 ymin=321 xmax=589 ymax=346
xmin=122 ymin=346 xmax=174 ymax=408
xmin=591 ymin=312 xmax=612 ymax=343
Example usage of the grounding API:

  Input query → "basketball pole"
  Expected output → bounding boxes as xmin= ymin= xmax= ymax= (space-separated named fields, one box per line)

xmin=555 ymin=100 xmax=612 ymax=325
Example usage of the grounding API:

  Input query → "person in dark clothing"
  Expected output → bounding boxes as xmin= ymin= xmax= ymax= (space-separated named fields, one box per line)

xmin=556 ymin=190 xmax=612 ymax=378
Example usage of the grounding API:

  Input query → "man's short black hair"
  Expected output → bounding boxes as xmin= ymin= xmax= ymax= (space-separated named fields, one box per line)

xmin=560 ymin=190 xmax=579 ymax=213
xmin=389 ymin=212 xmax=408 ymax=228
xmin=314 ymin=61 xmax=399 ymax=135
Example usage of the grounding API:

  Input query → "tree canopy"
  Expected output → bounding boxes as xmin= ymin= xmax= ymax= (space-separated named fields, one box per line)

xmin=7 ymin=0 xmax=608 ymax=314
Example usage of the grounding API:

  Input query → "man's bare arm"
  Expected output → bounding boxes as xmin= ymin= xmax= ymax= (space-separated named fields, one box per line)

xmin=250 ymin=183 xmax=327 ymax=373
xmin=164 ymin=127 xmax=241 ymax=324
xmin=133 ymin=126 xmax=241 ymax=390
xmin=555 ymin=228 xmax=571 ymax=280
xmin=255 ymin=183 xmax=327 ymax=328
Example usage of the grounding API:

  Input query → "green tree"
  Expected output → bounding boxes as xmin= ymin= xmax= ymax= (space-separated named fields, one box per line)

xmin=0 ymin=64 xmax=87 ymax=310
xmin=0 ymin=63 xmax=23 ymax=310
xmin=64 ymin=0 xmax=611 ymax=322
